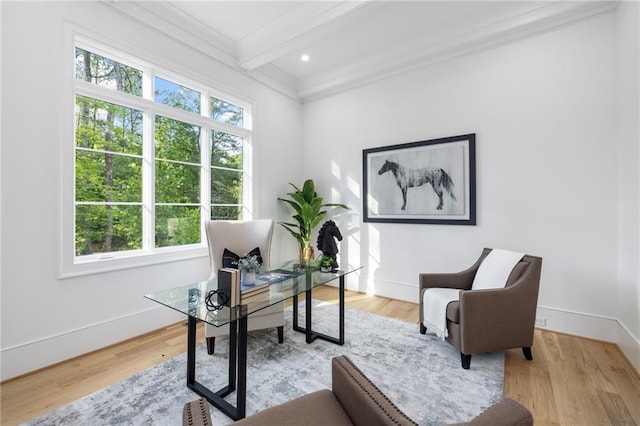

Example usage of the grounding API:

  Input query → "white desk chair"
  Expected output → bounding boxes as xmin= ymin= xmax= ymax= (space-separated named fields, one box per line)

xmin=204 ymin=219 xmax=285 ymax=354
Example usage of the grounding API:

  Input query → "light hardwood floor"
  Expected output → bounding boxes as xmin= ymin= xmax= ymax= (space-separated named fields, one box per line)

xmin=2 ymin=286 xmax=639 ymax=426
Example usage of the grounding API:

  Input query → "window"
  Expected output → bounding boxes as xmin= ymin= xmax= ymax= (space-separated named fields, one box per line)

xmin=70 ymin=38 xmax=252 ymax=269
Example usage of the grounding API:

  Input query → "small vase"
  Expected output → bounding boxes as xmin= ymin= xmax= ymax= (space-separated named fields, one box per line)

xmin=300 ymin=245 xmax=314 ymax=265
xmin=242 ymin=272 xmax=256 ymax=285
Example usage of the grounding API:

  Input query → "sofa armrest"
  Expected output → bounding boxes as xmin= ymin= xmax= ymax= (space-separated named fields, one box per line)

xmin=331 ymin=355 xmax=417 ymax=426
xmin=448 ymin=398 xmax=533 ymax=426
xmin=419 ymin=271 xmax=474 ymax=292
xmin=418 ymin=249 xmax=490 ymax=295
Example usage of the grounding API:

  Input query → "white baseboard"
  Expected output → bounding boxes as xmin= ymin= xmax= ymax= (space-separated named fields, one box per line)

xmin=0 ymin=307 xmax=182 ymax=382
xmin=617 ymin=321 xmax=640 ymax=374
xmin=534 ymin=305 xmax=619 ymax=342
xmin=336 ymin=275 xmax=417 ymax=304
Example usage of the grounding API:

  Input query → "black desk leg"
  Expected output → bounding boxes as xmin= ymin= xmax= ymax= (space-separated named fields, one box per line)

xmin=292 ymin=274 xmax=345 ymax=346
xmin=305 ymin=288 xmax=313 ymax=343
xmin=187 ymin=316 xmax=196 ymax=384
xmin=185 ymin=315 xmax=248 ymax=421
xmin=338 ymin=274 xmax=345 ymax=344
xmin=236 ymin=315 xmax=247 ymax=418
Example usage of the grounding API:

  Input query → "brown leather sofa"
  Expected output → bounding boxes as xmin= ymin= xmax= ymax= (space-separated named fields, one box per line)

xmin=183 ymin=355 xmax=533 ymax=426
xmin=419 ymin=248 xmax=543 ymax=369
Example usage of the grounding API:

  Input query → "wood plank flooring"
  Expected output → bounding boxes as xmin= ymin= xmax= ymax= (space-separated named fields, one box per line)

xmin=2 ymin=286 xmax=639 ymax=426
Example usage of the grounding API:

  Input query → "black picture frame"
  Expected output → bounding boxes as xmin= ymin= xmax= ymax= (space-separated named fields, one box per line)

xmin=363 ymin=133 xmax=476 ymax=225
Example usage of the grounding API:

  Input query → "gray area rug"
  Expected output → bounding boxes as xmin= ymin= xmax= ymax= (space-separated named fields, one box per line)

xmin=24 ymin=301 xmax=504 ymax=426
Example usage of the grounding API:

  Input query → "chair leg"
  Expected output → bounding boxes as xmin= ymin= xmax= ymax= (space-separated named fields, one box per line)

xmin=206 ymin=337 xmax=215 ymax=355
xmin=522 ymin=347 xmax=533 ymax=361
xmin=277 ymin=326 xmax=284 ymax=343
xmin=461 ymin=353 xmax=471 ymax=369
xmin=420 ymin=323 xmax=427 ymax=334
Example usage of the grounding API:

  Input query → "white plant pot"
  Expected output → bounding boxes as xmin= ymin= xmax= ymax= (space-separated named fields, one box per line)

xmin=242 ymin=272 xmax=256 ymax=285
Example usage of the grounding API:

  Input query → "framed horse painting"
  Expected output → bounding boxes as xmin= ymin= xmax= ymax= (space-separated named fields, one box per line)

xmin=362 ymin=134 xmax=476 ymax=225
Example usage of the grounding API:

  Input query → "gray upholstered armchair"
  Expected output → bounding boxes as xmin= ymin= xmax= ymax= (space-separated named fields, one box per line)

xmin=204 ymin=219 xmax=285 ymax=354
xmin=419 ymin=248 xmax=542 ymax=369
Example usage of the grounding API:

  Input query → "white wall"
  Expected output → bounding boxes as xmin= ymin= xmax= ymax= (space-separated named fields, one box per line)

xmin=615 ymin=1 xmax=640 ymax=371
xmin=303 ymin=10 xmax=639 ymax=369
xmin=0 ymin=1 xmax=302 ymax=380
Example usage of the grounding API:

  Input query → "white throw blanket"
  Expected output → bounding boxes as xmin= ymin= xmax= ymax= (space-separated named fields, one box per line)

xmin=422 ymin=288 xmax=460 ymax=339
xmin=471 ymin=249 xmax=524 ymax=290
xmin=422 ymin=249 xmax=525 ymax=339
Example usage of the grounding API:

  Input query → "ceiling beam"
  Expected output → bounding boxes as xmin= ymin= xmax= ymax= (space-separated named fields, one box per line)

xmin=236 ymin=1 xmax=372 ymax=71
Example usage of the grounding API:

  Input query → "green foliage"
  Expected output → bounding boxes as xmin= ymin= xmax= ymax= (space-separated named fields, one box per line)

xmin=238 ymin=255 xmax=261 ymax=273
xmin=277 ymin=179 xmax=348 ymax=249
xmin=155 ymin=206 xmax=200 ymax=248
xmin=317 ymin=255 xmax=334 ymax=268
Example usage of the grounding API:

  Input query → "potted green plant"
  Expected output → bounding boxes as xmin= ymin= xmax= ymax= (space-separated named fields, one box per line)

xmin=278 ymin=179 xmax=348 ymax=264
xmin=317 ymin=255 xmax=334 ymax=272
xmin=238 ymin=255 xmax=261 ymax=285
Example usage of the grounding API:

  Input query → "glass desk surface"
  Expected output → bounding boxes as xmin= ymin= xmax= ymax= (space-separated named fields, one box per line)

xmin=145 ymin=260 xmax=361 ymax=327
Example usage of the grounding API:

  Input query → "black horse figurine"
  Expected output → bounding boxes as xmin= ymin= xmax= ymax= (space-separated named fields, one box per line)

xmin=317 ymin=220 xmax=343 ymax=269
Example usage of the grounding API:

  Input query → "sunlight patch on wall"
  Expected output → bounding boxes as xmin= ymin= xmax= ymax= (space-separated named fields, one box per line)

xmin=347 ymin=174 xmax=360 ymax=198
xmin=331 ymin=161 xmax=341 ymax=179
xmin=365 ymin=225 xmax=380 ymax=294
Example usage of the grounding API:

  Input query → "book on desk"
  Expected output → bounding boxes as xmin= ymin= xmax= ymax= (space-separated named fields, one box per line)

xmin=217 ymin=268 xmax=240 ymax=307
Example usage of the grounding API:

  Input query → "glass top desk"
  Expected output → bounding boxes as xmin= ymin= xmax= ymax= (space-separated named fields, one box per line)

xmin=145 ymin=261 xmax=361 ymax=420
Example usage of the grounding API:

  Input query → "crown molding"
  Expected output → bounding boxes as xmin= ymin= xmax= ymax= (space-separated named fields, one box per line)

xmin=298 ymin=1 xmax=620 ymax=102
xmin=103 ymin=0 xmax=237 ymax=67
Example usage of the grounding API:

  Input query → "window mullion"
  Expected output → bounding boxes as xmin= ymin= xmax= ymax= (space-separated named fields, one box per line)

xmin=142 ymin=70 xmax=155 ymax=251
xmin=201 ymin=125 xmax=211 ymax=241
xmin=201 ymin=94 xmax=212 ymax=240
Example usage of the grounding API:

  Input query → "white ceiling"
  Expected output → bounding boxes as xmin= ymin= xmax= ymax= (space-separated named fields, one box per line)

xmin=107 ymin=1 xmax=618 ymax=101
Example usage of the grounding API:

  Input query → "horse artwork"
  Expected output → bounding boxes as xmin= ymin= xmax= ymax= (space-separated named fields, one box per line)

xmin=377 ymin=159 xmax=457 ymax=211
xmin=316 ymin=220 xmax=342 ymax=269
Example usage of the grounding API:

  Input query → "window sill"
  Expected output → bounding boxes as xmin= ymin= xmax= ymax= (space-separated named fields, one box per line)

xmin=59 ymin=245 xmax=209 ymax=279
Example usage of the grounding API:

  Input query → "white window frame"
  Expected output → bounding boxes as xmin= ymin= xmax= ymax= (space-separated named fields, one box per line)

xmin=61 ymin=30 xmax=254 ymax=278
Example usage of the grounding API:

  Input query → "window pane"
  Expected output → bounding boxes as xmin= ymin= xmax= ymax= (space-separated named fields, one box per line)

xmin=211 ymin=97 xmax=243 ymax=127
xmin=155 ymin=116 xmax=201 ymax=163
xmin=76 ymin=151 xmax=142 ymax=203
xmin=212 ymin=168 xmax=242 ymax=204
xmin=75 ymin=96 xmax=143 ymax=155
xmin=211 ymin=130 xmax=242 ymax=168
xmin=156 ymin=160 xmax=200 ymax=203
xmin=155 ymin=77 xmax=200 ymax=114
xmin=75 ymin=205 xmax=142 ymax=255
xmin=155 ymin=206 xmax=201 ymax=247
xmin=211 ymin=206 xmax=242 ymax=221
xmin=75 ymin=48 xmax=142 ymax=96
